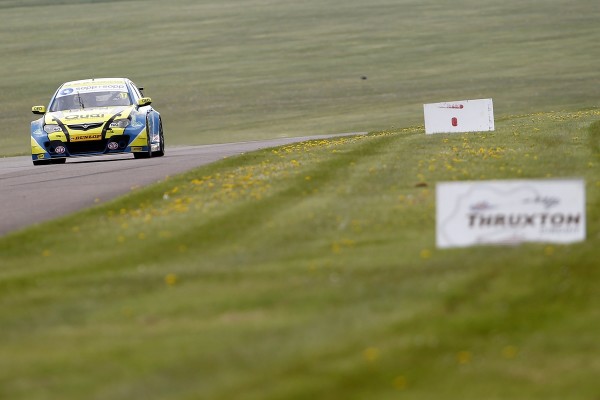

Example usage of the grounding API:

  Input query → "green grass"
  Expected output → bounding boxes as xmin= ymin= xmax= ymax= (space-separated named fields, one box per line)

xmin=2 ymin=0 xmax=600 ymax=397
xmin=1 ymin=109 xmax=599 ymax=399
xmin=1 ymin=0 xmax=600 ymax=156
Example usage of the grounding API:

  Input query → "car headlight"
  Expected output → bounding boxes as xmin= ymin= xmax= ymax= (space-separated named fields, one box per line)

xmin=43 ymin=124 xmax=62 ymax=134
xmin=110 ymin=119 xmax=130 ymax=129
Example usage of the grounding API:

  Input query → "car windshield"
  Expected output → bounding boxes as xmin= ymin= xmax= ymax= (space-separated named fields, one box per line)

xmin=50 ymin=90 xmax=132 ymax=111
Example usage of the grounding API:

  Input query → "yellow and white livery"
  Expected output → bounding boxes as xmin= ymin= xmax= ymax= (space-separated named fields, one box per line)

xmin=30 ymin=78 xmax=164 ymax=165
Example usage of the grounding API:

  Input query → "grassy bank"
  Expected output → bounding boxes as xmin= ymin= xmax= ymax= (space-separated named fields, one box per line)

xmin=1 ymin=109 xmax=599 ymax=399
xmin=2 ymin=0 xmax=600 ymax=156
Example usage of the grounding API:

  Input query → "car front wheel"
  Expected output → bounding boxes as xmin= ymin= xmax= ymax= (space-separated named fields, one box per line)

xmin=152 ymin=120 xmax=165 ymax=157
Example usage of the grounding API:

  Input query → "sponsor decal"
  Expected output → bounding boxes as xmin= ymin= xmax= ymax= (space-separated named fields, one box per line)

xmin=107 ymin=141 xmax=119 ymax=150
xmin=72 ymin=84 xmax=126 ymax=91
xmin=71 ymin=134 xmax=101 ymax=142
xmin=131 ymin=147 xmax=143 ymax=151
xmin=64 ymin=113 xmax=105 ymax=120
xmin=438 ymin=104 xmax=464 ymax=109
xmin=56 ymin=84 xmax=127 ymax=97
xmin=130 ymin=114 xmax=144 ymax=128
xmin=32 ymin=128 xmax=44 ymax=136
xmin=436 ymin=179 xmax=586 ymax=248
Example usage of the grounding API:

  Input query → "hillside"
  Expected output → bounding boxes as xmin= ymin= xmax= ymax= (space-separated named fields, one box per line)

xmin=1 ymin=0 xmax=599 ymax=156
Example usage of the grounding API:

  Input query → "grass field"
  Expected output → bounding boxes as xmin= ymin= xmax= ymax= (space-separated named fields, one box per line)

xmin=2 ymin=0 xmax=600 ymax=398
xmin=1 ymin=110 xmax=599 ymax=399
xmin=1 ymin=0 xmax=599 ymax=156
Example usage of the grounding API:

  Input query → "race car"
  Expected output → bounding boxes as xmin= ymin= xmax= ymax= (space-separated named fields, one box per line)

xmin=30 ymin=78 xmax=164 ymax=165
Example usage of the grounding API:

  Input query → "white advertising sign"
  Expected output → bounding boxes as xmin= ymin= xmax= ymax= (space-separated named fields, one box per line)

xmin=436 ymin=179 xmax=586 ymax=248
xmin=424 ymin=98 xmax=494 ymax=134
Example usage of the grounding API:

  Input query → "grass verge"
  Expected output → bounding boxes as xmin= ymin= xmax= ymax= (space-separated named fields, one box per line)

xmin=1 ymin=109 xmax=599 ymax=399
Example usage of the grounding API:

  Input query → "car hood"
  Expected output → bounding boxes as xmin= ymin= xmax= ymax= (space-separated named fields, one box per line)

xmin=44 ymin=106 xmax=134 ymax=126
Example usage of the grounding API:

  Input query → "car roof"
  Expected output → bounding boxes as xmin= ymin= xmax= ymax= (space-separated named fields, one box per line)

xmin=60 ymin=78 xmax=130 ymax=88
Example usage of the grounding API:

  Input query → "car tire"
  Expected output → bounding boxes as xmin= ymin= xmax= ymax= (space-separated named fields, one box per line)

xmin=152 ymin=120 xmax=165 ymax=157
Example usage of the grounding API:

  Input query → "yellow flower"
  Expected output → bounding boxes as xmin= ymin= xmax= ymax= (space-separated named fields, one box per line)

xmin=165 ymin=273 xmax=178 ymax=286
xmin=457 ymin=351 xmax=472 ymax=365
xmin=393 ymin=375 xmax=408 ymax=390
xmin=502 ymin=345 xmax=518 ymax=359
xmin=331 ymin=242 xmax=341 ymax=254
xmin=420 ymin=249 xmax=431 ymax=259
xmin=363 ymin=347 xmax=380 ymax=363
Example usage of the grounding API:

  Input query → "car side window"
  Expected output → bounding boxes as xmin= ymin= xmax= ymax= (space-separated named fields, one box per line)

xmin=129 ymin=82 xmax=143 ymax=102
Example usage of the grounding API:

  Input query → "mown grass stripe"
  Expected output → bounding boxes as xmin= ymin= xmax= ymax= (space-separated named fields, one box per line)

xmin=1 ymin=112 xmax=600 ymax=399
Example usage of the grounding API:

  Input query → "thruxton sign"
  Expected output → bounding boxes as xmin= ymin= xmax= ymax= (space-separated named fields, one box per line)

xmin=436 ymin=179 xmax=586 ymax=248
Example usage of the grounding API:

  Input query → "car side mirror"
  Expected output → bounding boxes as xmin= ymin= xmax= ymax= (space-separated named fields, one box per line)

xmin=137 ymin=97 xmax=152 ymax=107
xmin=32 ymin=105 xmax=46 ymax=115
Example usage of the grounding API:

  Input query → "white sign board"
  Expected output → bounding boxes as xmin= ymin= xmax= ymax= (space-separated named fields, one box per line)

xmin=424 ymin=98 xmax=494 ymax=134
xmin=436 ymin=179 xmax=586 ymax=248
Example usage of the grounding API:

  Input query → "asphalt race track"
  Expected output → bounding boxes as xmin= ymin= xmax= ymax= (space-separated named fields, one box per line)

xmin=0 ymin=133 xmax=365 ymax=237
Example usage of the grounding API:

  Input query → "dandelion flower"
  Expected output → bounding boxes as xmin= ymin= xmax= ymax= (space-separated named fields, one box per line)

xmin=420 ymin=249 xmax=431 ymax=259
xmin=393 ymin=375 xmax=408 ymax=390
xmin=502 ymin=345 xmax=518 ymax=359
xmin=457 ymin=351 xmax=472 ymax=365
xmin=165 ymin=273 xmax=178 ymax=286
xmin=363 ymin=347 xmax=380 ymax=363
